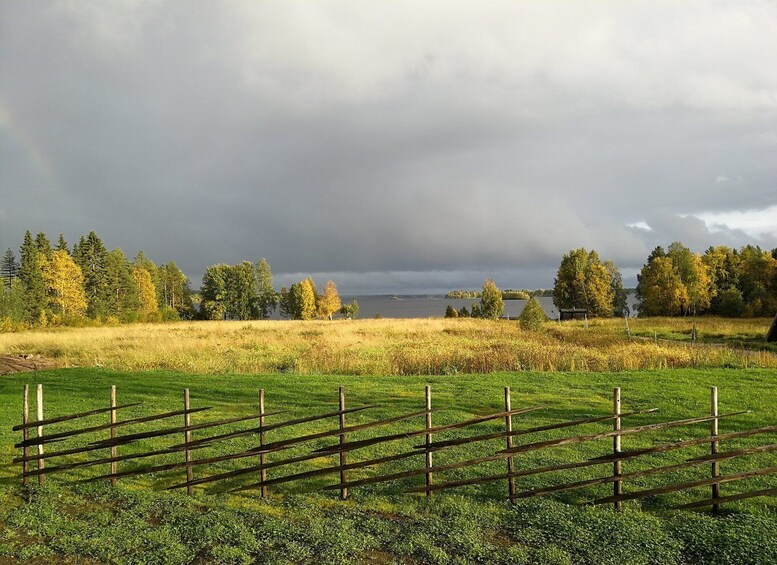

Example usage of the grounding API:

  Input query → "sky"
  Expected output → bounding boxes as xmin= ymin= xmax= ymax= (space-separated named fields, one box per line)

xmin=1 ymin=1 xmax=776 ymax=294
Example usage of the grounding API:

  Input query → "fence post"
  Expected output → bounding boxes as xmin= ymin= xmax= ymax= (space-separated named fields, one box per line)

xmin=259 ymin=388 xmax=268 ymax=498
xmin=505 ymin=386 xmax=516 ymax=502
xmin=110 ymin=385 xmax=118 ymax=486
xmin=22 ymin=385 xmax=29 ymax=486
xmin=613 ymin=387 xmax=622 ymax=511
xmin=425 ymin=385 xmax=433 ymax=497
xmin=184 ymin=388 xmax=193 ymax=495
xmin=36 ymin=384 xmax=45 ymax=486
xmin=339 ymin=386 xmax=348 ymax=500
xmin=711 ymin=386 xmax=720 ymax=513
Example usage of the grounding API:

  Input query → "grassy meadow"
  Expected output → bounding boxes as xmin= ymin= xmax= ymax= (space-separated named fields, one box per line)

xmin=1 ymin=317 xmax=776 ymax=563
xmin=0 ymin=316 xmax=775 ymax=376
xmin=0 ymin=367 xmax=776 ymax=563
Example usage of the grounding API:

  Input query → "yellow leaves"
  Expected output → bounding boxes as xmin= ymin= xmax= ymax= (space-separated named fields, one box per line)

xmin=132 ymin=265 xmax=158 ymax=319
xmin=298 ymin=278 xmax=317 ymax=320
xmin=42 ymin=250 xmax=87 ymax=317
xmin=317 ymin=280 xmax=342 ymax=320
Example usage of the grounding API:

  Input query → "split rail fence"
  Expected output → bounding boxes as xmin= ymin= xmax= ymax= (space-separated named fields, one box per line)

xmin=12 ymin=384 xmax=777 ymax=512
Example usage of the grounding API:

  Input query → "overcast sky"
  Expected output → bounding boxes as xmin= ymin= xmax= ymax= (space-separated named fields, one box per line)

xmin=1 ymin=1 xmax=776 ymax=294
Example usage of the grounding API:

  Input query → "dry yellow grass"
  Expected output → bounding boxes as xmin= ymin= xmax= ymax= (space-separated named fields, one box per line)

xmin=1 ymin=317 xmax=775 ymax=375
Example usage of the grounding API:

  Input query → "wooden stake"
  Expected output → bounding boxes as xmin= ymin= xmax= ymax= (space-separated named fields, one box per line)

xmin=624 ymin=316 xmax=630 ymax=338
xmin=36 ymin=384 xmax=45 ymax=485
xmin=613 ymin=387 xmax=622 ymax=511
xmin=110 ymin=385 xmax=117 ymax=487
xmin=259 ymin=388 xmax=268 ymax=498
xmin=711 ymin=386 xmax=720 ymax=513
xmin=505 ymin=387 xmax=516 ymax=502
xmin=425 ymin=385 xmax=433 ymax=497
xmin=184 ymin=389 xmax=193 ymax=495
xmin=22 ymin=385 xmax=29 ymax=486
xmin=339 ymin=386 xmax=347 ymax=500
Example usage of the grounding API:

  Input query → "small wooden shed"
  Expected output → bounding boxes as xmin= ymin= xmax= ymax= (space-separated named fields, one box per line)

xmin=767 ymin=313 xmax=777 ymax=343
xmin=559 ymin=308 xmax=588 ymax=321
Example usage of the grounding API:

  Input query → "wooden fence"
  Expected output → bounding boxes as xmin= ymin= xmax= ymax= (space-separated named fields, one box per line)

xmin=12 ymin=384 xmax=777 ymax=512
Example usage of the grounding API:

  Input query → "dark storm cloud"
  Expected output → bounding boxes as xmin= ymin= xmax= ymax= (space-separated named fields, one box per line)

xmin=1 ymin=1 xmax=776 ymax=292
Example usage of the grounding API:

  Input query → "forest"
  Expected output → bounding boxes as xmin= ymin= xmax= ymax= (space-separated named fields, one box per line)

xmin=2 ymin=230 xmax=776 ymax=331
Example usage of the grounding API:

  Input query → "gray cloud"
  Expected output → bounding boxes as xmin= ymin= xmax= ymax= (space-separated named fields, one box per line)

xmin=1 ymin=1 xmax=776 ymax=292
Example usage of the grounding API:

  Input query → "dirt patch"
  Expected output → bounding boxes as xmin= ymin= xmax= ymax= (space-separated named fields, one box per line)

xmin=0 ymin=354 xmax=56 ymax=375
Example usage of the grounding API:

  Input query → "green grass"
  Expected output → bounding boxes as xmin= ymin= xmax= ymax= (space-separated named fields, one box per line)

xmin=1 ymin=368 xmax=776 ymax=563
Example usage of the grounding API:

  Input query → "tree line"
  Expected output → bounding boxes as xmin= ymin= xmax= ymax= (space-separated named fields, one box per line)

xmin=636 ymin=243 xmax=777 ymax=317
xmin=445 ymin=288 xmax=552 ymax=300
xmin=1 ymin=230 xmax=193 ymax=327
xmin=551 ymin=243 xmax=777 ymax=318
xmin=1 ymin=230 xmax=359 ymax=328
xmin=199 ymin=262 xmax=357 ymax=321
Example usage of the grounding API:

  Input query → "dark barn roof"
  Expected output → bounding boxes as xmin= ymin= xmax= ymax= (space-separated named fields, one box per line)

xmin=768 ymin=314 xmax=777 ymax=343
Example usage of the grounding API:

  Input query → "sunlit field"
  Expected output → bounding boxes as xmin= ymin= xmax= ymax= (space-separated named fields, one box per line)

xmin=1 ymin=317 xmax=775 ymax=376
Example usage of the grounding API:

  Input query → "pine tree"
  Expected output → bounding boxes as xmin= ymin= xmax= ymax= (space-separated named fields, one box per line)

xmin=444 ymin=305 xmax=459 ymax=318
xmin=317 ymin=280 xmax=341 ymax=320
xmin=479 ymin=279 xmax=504 ymax=320
xmin=254 ymin=258 xmax=277 ymax=319
xmin=158 ymin=262 xmax=194 ymax=318
xmin=1 ymin=248 xmax=19 ymax=290
xmin=19 ymin=231 xmax=47 ymax=322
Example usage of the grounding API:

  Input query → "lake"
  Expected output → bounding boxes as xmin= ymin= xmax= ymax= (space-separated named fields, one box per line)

xmin=330 ymin=293 xmax=641 ymax=319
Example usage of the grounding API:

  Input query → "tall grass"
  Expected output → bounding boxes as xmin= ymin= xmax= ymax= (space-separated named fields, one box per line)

xmin=1 ymin=317 xmax=775 ymax=375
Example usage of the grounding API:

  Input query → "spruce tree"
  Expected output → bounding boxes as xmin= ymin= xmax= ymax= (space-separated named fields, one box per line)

xmin=35 ymin=232 xmax=52 ymax=260
xmin=104 ymin=248 xmax=140 ymax=319
xmin=73 ymin=231 xmax=109 ymax=318
xmin=56 ymin=233 xmax=69 ymax=253
xmin=1 ymin=248 xmax=19 ymax=290
xmin=19 ymin=230 xmax=46 ymax=322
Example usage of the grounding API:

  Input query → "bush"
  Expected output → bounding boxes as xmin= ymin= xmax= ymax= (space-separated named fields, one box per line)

xmin=519 ymin=297 xmax=548 ymax=331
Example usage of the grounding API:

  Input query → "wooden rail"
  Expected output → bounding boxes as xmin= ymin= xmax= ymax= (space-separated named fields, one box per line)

xmin=11 ymin=384 xmax=775 ymax=513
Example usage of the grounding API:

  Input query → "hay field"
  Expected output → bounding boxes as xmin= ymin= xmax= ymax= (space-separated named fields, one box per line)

xmin=1 ymin=317 xmax=775 ymax=375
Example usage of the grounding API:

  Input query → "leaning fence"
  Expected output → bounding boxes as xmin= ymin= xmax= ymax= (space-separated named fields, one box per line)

xmin=12 ymin=384 xmax=777 ymax=512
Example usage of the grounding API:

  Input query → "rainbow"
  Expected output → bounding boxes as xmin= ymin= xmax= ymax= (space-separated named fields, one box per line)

xmin=0 ymin=98 xmax=57 ymax=186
